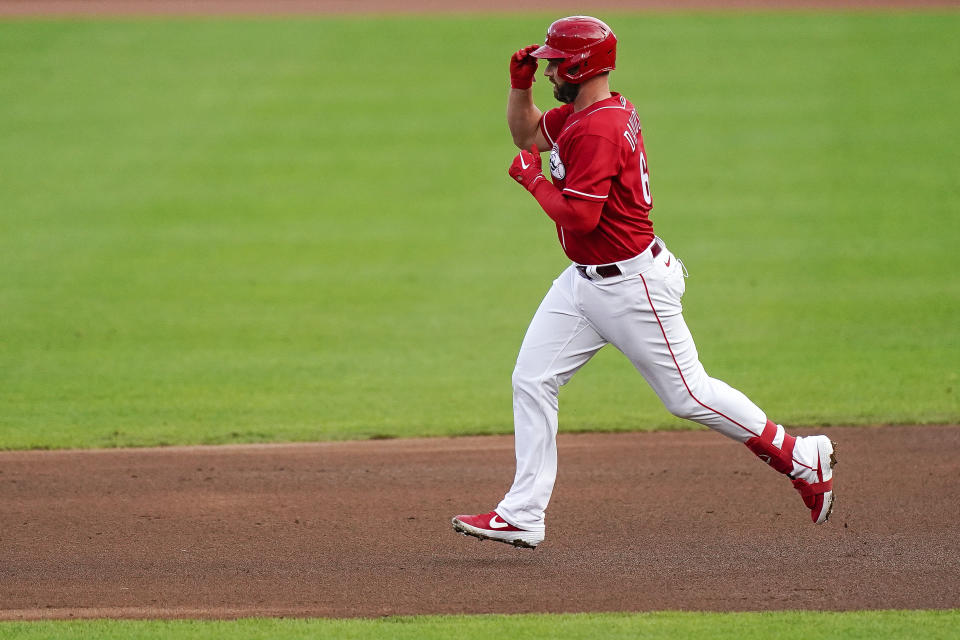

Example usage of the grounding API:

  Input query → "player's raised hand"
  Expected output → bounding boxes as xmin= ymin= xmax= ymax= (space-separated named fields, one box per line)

xmin=508 ymin=144 xmax=545 ymax=191
xmin=510 ymin=44 xmax=540 ymax=90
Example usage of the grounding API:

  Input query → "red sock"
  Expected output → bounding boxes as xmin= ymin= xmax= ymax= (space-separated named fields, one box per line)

xmin=745 ymin=420 xmax=796 ymax=475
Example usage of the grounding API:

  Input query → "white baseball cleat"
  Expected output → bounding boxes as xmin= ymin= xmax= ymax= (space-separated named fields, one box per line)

xmin=791 ymin=436 xmax=837 ymax=524
xmin=452 ymin=510 xmax=544 ymax=549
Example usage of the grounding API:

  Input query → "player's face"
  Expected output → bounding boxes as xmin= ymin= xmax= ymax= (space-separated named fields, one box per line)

xmin=544 ymin=59 xmax=579 ymax=105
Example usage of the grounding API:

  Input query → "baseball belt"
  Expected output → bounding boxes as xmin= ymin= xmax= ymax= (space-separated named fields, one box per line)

xmin=576 ymin=240 xmax=662 ymax=280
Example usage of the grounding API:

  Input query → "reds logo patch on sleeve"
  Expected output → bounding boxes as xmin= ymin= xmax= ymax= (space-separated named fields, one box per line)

xmin=549 ymin=144 xmax=566 ymax=180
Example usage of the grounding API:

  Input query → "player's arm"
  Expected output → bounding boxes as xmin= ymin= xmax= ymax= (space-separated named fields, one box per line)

xmin=508 ymin=87 xmax=549 ymax=151
xmin=508 ymin=147 xmax=603 ymax=234
xmin=529 ymin=180 xmax=603 ymax=233
xmin=507 ymin=45 xmax=550 ymax=151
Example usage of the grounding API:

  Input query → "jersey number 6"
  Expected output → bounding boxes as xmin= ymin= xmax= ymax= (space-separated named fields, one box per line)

xmin=639 ymin=150 xmax=652 ymax=206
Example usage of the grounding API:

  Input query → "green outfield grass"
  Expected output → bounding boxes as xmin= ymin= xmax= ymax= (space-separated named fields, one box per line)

xmin=2 ymin=610 xmax=959 ymax=639
xmin=1 ymin=13 xmax=958 ymax=449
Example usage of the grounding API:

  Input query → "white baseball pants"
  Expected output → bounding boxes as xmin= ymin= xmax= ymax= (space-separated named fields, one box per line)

xmin=496 ymin=239 xmax=774 ymax=531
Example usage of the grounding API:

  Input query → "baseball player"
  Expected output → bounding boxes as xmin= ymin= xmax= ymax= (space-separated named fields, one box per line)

xmin=452 ymin=16 xmax=837 ymax=549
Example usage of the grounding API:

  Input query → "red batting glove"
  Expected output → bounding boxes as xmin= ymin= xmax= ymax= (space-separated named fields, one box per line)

xmin=508 ymin=145 xmax=545 ymax=191
xmin=510 ymin=44 xmax=540 ymax=90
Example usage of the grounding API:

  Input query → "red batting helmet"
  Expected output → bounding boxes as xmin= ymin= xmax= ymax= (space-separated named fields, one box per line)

xmin=531 ymin=16 xmax=617 ymax=84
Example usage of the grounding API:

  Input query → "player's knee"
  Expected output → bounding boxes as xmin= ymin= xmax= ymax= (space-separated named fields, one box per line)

xmin=512 ymin=366 xmax=557 ymax=398
xmin=661 ymin=393 xmax=701 ymax=421
xmin=511 ymin=366 xmax=533 ymax=394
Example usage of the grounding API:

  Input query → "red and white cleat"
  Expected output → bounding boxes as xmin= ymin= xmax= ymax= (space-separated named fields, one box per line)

xmin=791 ymin=436 xmax=837 ymax=524
xmin=451 ymin=510 xmax=544 ymax=548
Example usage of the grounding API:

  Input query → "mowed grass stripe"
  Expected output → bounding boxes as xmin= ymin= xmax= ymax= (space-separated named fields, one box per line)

xmin=2 ymin=610 xmax=959 ymax=639
xmin=1 ymin=14 xmax=957 ymax=449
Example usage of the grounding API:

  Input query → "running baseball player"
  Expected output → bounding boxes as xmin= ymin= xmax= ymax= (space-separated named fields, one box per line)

xmin=452 ymin=16 xmax=836 ymax=549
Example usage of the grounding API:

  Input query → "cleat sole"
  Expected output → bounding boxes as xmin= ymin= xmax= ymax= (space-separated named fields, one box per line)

xmin=451 ymin=518 xmax=541 ymax=549
xmin=819 ymin=440 xmax=838 ymax=523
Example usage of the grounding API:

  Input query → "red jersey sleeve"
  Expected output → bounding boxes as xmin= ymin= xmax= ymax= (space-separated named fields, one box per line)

xmin=560 ymin=133 xmax=620 ymax=202
xmin=539 ymin=104 xmax=574 ymax=148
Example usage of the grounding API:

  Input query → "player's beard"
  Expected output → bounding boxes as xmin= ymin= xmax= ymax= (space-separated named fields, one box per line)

xmin=553 ymin=79 xmax=580 ymax=104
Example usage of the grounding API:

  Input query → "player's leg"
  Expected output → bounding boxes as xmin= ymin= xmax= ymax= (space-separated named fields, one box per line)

xmin=496 ymin=265 xmax=607 ymax=531
xmin=582 ymin=252 xmax=766 ymax=441
xmin=585 ymin=244 xmax=835 ymax=522
xmin=454 ymin=267 xmax=607 ymax=545
xmin=632 ymin=291 xmax=835 ymax=522
xmin=455 ymin=266 xmax=608 ymax=544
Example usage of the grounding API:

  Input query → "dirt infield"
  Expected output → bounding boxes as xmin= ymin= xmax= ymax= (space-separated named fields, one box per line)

xmin=2 ymin=0 xmax=957 ymax=623
xmin=2 ymin=425 xmax=958 ymax=620
xmin=2 ymin=0 xmax=958 ymax=16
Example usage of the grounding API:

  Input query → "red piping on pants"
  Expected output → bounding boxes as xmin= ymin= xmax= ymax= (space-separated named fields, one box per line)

xmin=637 ymin=272 xmax=813 ymax=472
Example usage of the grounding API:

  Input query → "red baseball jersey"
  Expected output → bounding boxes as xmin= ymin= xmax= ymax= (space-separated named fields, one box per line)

xmin=539 ymin=93 xmax=655 ymax=265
